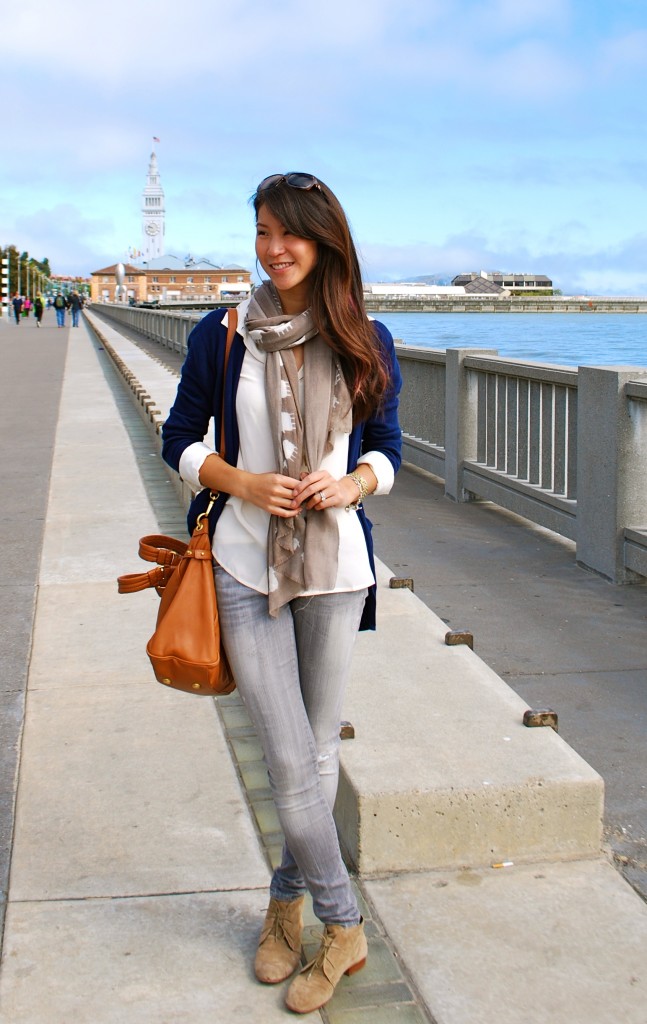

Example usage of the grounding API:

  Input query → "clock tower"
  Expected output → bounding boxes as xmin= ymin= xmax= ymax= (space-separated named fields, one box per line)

xmin=141 ymin=150 xmax=165 ymax=260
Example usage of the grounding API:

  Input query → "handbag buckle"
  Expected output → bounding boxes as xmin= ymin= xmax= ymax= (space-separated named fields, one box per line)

xmin=195 ymin=490 xmax=219 ymax=531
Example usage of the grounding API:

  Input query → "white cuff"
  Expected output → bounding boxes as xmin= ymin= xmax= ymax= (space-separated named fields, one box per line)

xmin=356 ymin=450 xmax=395 ymax=495
xmin=179 ymin=442 xmax=215 ymax=492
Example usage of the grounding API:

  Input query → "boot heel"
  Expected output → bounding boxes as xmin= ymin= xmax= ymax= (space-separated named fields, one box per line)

xmin=345 ymin=957 xmax=366 ymax=977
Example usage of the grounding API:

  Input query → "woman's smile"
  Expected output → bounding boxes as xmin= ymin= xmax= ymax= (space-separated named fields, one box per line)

xmin=255 ymin=205 xmax=318 ymax=313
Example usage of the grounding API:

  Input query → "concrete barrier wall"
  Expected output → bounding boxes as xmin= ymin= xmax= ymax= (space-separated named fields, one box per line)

xmin=91 ymin=304 xmax=647 ymax=584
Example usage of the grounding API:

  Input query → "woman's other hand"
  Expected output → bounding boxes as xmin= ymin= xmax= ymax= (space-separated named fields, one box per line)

xmin=292 ymin=468 xmax=375 ymax=511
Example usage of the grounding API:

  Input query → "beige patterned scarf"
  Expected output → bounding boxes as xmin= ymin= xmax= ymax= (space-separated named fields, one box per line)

xmin=246 ymin=283 xmax=352 ymax=616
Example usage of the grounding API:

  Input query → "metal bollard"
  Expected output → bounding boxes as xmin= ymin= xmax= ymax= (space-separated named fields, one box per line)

xmin=445 ymin=629 xmax=474 ymax=650
xmin=389 ymin=577 xmax=414 ymax=591
xmin=523 ymin=708 xmax=559 ymax=733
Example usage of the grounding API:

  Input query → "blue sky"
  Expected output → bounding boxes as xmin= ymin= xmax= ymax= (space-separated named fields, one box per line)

xmin=2 ymin=0 xmax=647 ymax=294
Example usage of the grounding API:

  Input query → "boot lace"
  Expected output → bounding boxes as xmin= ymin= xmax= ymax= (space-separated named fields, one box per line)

xmin=301 ymin=929 xmax=337 ymax=979
xmin=268 ymin=904 xmax=290 ymax=941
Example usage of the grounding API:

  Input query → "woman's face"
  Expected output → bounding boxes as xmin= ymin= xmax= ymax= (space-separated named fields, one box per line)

xmin=255 ymin=204 xmax=318 ymax=313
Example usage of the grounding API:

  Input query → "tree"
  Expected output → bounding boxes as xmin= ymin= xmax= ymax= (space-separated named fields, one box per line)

xmin=1 ymin=247 xmax=55 ymax=304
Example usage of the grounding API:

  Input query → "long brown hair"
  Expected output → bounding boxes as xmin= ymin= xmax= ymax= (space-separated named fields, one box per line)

xmin=252 ymin=176 xmax=389 ymax=421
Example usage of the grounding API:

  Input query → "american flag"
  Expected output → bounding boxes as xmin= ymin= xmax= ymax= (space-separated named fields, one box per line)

xmin=153 ymin=136 xmax=160 ymax=143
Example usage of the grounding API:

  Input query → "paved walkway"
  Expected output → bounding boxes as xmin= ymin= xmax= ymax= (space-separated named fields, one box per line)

xmin=1 ymin=309 xmax=646 ymax=1023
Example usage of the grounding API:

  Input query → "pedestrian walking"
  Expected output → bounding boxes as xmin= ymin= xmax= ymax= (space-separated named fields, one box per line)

xmin=34 ymin=294 xmax=44 ymax=327
xmin=11 ymin=294 xmax=23 ymax=324
xmin=53 ymin=292 xmax=68 ymax=327
xmin=68 ymin=290 xmax=84 ymax=327
xmin=162 ymin=172 xmax=402 ymax=1015
xmin=23 ymin=297 xmax=32 ymax=318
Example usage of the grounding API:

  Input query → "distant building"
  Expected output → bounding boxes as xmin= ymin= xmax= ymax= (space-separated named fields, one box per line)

xmin=90 ymin=255 xmax=252 ymax=304
xmin=91 ymin=148 xmax=253 ymax=304
xmin=142 ymin=150 xmax=165 ymax=261
xmin=451 ymin=271 xmax=553 ymax=294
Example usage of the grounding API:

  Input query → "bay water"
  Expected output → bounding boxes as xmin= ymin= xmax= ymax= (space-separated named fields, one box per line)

xmin=376 ymin=312 xmax=647 ymax=368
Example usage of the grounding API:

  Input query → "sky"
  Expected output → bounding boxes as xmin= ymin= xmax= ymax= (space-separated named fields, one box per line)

xmin=2 ymin=0 xmax=647 ymax=295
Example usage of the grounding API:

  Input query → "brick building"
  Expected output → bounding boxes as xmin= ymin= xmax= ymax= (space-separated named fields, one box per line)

xmin=90 ymin=255 xmax=252 ymax=304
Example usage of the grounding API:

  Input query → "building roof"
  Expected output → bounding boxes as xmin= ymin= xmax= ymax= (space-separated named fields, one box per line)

xmin=463 ymin=277 xmax=503 ymax=294
xmin=91 ymin=258 xmax=252 ymax=277
xmin=91 ymin=263 xmax=143 ymax=276
xmin=139 ymin=254 xmax=222 ymax=272
xmin=452 ymin=271 xmax=553 ymax=286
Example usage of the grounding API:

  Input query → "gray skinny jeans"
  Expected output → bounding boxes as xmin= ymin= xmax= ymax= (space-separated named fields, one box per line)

xmin=214 ymin=565 xmax=366 ymax=926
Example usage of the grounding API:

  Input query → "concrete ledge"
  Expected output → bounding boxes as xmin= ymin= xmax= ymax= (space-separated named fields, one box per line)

xmin=366 ymin=858 xmax=647 ymax=1024
xmin=89 ymin=313 xmax=605 ymax=876
xmin=335 ymin=562 xmax=604 ymax=874
xmin=85 ymin=309 xmax=198 ymax=510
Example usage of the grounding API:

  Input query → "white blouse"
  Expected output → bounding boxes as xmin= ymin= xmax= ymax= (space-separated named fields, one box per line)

xmin=179 ymin=302 xmax=395 ymax=596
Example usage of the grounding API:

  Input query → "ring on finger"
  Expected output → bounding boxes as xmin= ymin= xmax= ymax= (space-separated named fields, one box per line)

xmin=319 ymin=491 xmax=326 ymax=502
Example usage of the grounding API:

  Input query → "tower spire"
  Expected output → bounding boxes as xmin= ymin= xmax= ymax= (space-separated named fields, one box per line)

xmin=141 ymin=148 xmax=165 ymax=260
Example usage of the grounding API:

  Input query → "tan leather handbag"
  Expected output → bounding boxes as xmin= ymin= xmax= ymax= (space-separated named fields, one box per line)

xmin=117 ymin=309 xmax=237 ymax=696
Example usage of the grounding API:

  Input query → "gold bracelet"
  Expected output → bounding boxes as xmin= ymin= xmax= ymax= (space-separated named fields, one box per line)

xmin=345 ymin=470 xmax=370 ymax=512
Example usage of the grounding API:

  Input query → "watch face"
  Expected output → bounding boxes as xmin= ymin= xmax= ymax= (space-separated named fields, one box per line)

xmin=145 ymin=222 xmax=159 ymax=236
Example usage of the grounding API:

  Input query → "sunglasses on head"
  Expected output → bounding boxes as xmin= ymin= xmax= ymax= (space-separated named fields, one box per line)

xmin=257 ymin=172 xmax=323 ymax=193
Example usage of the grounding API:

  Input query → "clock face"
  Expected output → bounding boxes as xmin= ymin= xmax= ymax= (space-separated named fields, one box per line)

xmin=145 ymin=222 xmax=160 ymax=236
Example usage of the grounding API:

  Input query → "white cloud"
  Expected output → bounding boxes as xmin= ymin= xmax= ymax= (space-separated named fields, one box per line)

xmin=359 ymin=227 xmax=647 ymax=297
xmin=599 ymin=29 xmax=647 ymax=76
xmin=471 ymin=0 xmax=571 ymax=36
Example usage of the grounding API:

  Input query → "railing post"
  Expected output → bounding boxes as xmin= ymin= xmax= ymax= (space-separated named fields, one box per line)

xmin=445 ymin=348 xmax=497 ymax=502
xmin=577 ymin=366 xmax=647 ymax=582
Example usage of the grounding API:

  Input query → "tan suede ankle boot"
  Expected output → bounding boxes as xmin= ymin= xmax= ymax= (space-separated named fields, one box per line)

xmin=285 ymin=917 xmax=367 ymax=1014
xmin=254 ymin=896 xmax=305 ymax=984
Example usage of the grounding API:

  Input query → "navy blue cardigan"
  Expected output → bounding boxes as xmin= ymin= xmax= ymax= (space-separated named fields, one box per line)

xmin=162 ymin=308 xmax=402 ymax=630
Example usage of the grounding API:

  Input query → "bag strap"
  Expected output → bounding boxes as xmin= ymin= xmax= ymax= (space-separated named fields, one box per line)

xmin=138 ymin=534 xmax=188 ymax=565
xmin=219 ymin=307 xmax=237 ymax=459
xmin=195 ymin=306 xmax=238 ymax=534
xmin=118 ymin=566 xmax=172 ymax=595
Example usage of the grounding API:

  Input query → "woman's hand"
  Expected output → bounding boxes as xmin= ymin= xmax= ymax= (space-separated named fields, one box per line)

xmin=291 ymin=471 xmax=368 ymax=511
xmin=199 ymin=455 xmax=302 ymax=518
xmin=242 ymin=472 xmax=304 ymax=518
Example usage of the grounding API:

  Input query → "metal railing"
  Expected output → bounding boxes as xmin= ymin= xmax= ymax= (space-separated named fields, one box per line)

xmin=397 ymin=344 xmax=647 ymax=580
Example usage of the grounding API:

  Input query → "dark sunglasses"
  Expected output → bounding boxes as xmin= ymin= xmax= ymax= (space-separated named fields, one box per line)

xmin=257 ymin=172 xmax=323 ymax=193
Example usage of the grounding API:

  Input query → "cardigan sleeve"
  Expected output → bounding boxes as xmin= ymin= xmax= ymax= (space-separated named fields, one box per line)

xmin=161 ymin=310 xmax=224 ymax=473
xmin=357 ymin=320 xmax=403 ymax=473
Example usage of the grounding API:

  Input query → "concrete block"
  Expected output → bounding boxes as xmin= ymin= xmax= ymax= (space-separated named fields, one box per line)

xmin=335 ymin=563 xmax=603 ymax=873
xmin=366 ymin=859 xmax=647 ymax=1024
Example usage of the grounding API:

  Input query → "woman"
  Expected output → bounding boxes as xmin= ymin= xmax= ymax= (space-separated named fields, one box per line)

xmin=162 ymin=172 xmax=402 ymax=1015
xmin=34 ymin=294 xmax=44 ymax=327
